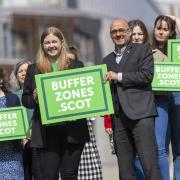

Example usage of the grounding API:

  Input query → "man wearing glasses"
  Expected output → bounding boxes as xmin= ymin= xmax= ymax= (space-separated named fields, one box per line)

xmin=102 ymin=18 xmax=162 ymax=180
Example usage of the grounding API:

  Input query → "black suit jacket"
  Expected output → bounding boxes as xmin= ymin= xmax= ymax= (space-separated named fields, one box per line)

xmin=22 ymin=60 xmax=90 ymax=148
xmin=103 ymin=43 xmax=158 ymax=120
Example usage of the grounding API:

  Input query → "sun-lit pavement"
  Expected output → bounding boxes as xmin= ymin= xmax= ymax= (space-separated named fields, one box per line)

xmin=95 ymin=117 xmax=119 ymax=180
xmin=95 ymin=117 xmax=174 ymax=180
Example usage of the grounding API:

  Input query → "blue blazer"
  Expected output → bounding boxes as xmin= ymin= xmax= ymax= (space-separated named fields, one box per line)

xmin=3 ymin=92 xmax=21 ymax=147
xmin=5 ymin=92 xmax=21 ymax=107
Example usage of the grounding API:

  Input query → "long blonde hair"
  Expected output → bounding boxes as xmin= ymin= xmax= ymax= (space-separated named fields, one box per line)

xmin=37 ymin=27 xmax=69 ymax=73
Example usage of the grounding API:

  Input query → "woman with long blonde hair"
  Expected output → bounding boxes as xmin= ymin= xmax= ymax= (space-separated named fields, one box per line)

xmin=22 ymin=27 xmax=90 ymax=180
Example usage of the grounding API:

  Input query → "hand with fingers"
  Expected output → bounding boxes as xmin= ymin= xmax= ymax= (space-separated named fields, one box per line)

xmin=104 ymin=71 xmax=118 ymax=81
xmin=33 ymin=88 xmax=38 ymax=104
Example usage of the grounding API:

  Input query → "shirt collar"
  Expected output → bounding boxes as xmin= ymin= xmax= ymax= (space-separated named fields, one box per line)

xmin=114 ymin=46 xmax=126 ymax=56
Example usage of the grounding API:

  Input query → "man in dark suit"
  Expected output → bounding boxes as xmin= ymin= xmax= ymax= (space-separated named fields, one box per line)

xmin=103 ymin=18 xmax=162 ymax=180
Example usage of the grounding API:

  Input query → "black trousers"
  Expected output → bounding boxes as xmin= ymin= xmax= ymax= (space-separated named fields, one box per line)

xmin=31 ymin=148 xmax=43 ymax=180
xmin=33 ymin=125 xmax=85 ymax=180
xmin=112 ymin=110 xmax=162 ymax=180
xmin=23 ymin=141 xmax=33 ymax=180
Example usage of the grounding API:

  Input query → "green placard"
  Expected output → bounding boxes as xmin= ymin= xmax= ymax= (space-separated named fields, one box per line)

xmin=152 ymin=62 xmax=180 ymax=91
xmin=168 ymin=39 xmax=180 ymax=62
xmin=0 ymin=106 xmax=29 ymax=141
xmin=35 ymin=64 xmax=114 ymax=125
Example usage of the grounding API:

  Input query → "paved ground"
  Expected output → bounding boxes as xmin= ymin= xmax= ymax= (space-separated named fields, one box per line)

xmin=95 ymin=117 xmax=174 ymax=180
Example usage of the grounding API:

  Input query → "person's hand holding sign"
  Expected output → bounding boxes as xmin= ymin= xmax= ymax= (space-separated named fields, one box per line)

xmin=33 ymin=88 xmax=38 ymax=104
xmin=104 ymin=71 xmax=118 ymax=81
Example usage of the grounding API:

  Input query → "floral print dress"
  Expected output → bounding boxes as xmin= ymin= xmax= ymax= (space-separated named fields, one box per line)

xmin=0 ymin=96 xmax=24 ymax=180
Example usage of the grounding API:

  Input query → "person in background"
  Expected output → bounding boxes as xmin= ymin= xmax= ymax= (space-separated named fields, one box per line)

xmin=128 ymin=19 xmax=150 ymax=180
xmin=68 ymin=45 xmax=80 ymax=60
xmin=0 ymin=68 xmax=24 ymax=179
xmin=9 ymin=60 xmax=33 ymax=180
xmin=128 ymin=19 xmax=149 ymax=44
xmin=153 ymin=15 xmax=180 ymax=180
xmin=103 ymin=114 xmax=115 ymax=154
xmin=152 ymin=15 xmax=178 ymax=180
xmin=22 ymin=27 xmax=90 ymax=180
xmin=168 ymin=15 xmax=180 ymax=180
xmin=102 ymin=17 xmax=162 ymax=180
xmin=67 ymin=44 xmax=103 ymax=180
xmin=130 ymin=19 xmax=170 ymax=180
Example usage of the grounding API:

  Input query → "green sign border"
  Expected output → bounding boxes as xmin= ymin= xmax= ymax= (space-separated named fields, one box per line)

xmin=170 ymin=41 xmax=178 ymax=62
xmin=168 ymin=39 xmax=180 ymax=62
xmin=0 ymin=107 xmax=28 ymax=140
xmin=41 ymin=68 xmax=108 ymax=122
xmin=152 ymin=62 xmax=180 ymax=91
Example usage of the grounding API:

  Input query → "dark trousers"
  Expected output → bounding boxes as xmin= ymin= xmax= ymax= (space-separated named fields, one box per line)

xmin=34 ymin=125 xmax=85 ymax=180
xmin=23 ymin=141 xmax=33 ymax=180
xmin=112 ymin=110 xmax=162 ymax=180
xmin=31 ymin=148 xmax=43 ymax=180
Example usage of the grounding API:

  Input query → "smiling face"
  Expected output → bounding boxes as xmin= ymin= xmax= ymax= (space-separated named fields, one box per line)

xmin=17 ymin=63 xmax=29 ymax=87
xmin=110 ymin=19 xmax=130 ymax=48
xmin=154 ymin=20 xmax=170 ymax=44
xmin=131 ymin=25 xmax=144 ymax=44
xmin=43 ymin=34 xmax=63 ymax=60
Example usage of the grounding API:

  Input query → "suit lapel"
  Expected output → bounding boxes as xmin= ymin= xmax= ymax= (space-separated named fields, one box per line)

xmin=119 ymin=43 xmax=133 ymax=69
xmin=107 ymin=53 xmax=116 ymax=71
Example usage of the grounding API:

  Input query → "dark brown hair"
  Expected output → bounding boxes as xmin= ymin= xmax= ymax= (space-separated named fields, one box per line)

xmin=152 ymin=15 xmax=176 ymax=55
xmin=68 ymin=45 xmax=80 ymax=60
xmin=0 ymin=68 xmax=8 ymax=92
xmin=128 ymin=19 xmax=149 ymax=44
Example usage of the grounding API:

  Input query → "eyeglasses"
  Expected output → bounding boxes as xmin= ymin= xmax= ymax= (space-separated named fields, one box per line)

xmin=110 ymin=28 xmax=129 ymax=35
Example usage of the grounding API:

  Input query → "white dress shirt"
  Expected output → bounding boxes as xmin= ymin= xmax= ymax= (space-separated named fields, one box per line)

xmin=114 ymin=46 xmax=126 ymax=82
